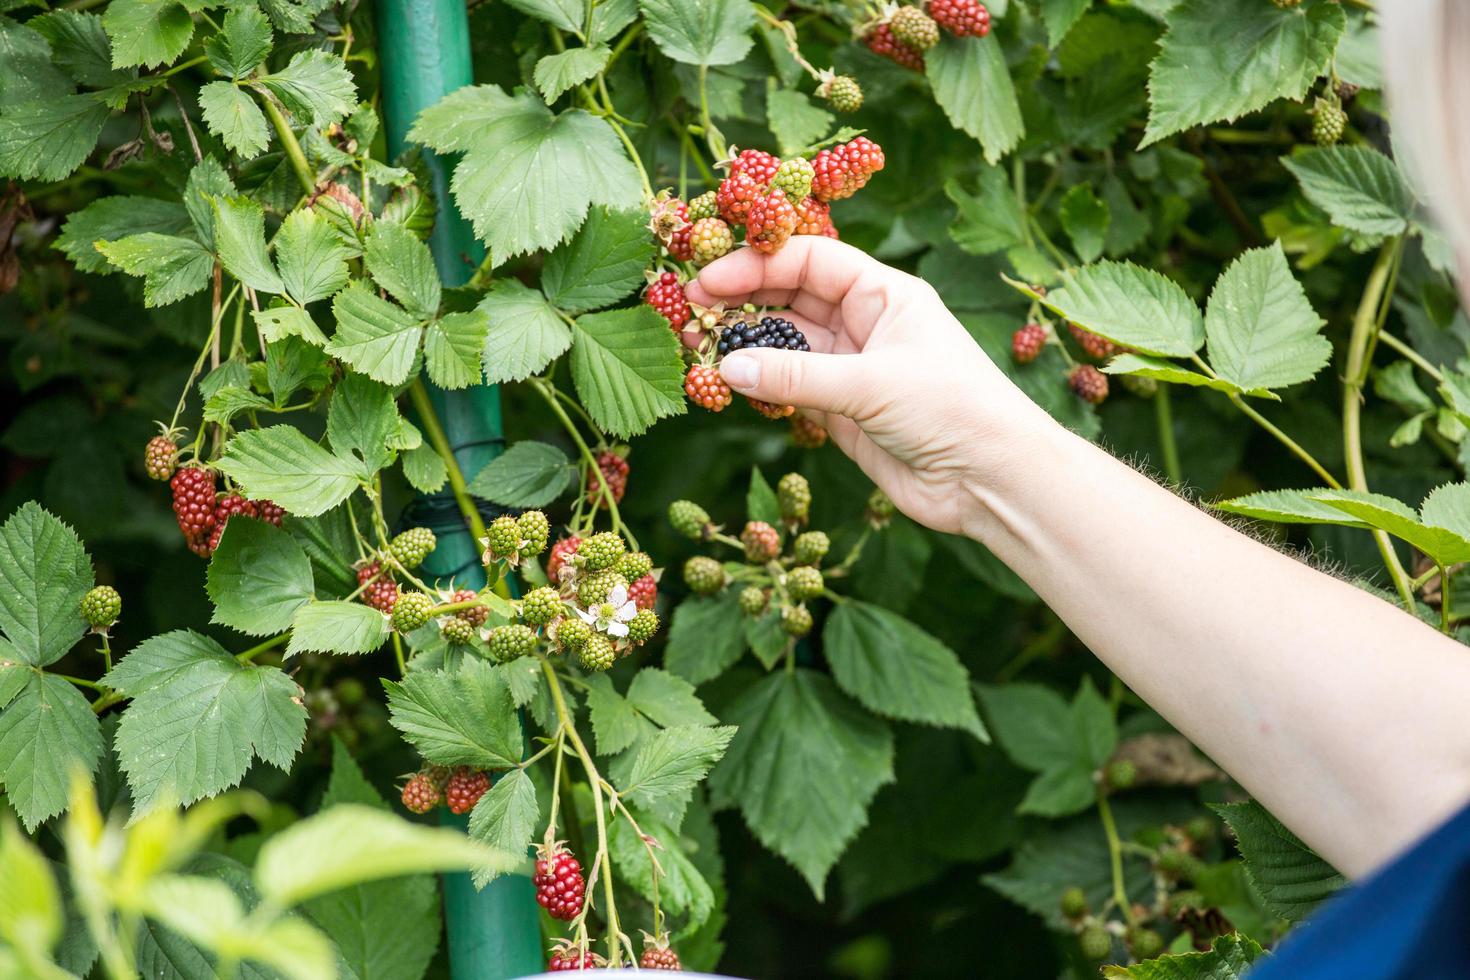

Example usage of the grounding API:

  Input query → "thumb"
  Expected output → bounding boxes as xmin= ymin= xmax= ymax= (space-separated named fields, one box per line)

xmin=719 ymin=349 xmax=871 ymax=416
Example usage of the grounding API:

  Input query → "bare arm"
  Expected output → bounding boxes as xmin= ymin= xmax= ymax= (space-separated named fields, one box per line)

xmin=690 ymin=236 xmax=1470 ymax=878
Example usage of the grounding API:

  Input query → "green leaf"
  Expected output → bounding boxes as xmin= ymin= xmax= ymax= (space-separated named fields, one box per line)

xmin=0 ymin=671 xmax=103 ymax=829
xmin=106 ymin=630 xmax=306 ymax=811
xmin=1375 ymin=361 xmax=1434 ymax=413
xmin=745 ymin=467 xmax=780 ymax=526
xmin=540 ymin=207 xmax=656 ymax=314
xmin=217 ymin=427 xmax=361 ymax=517
xmin=976 ymin=680 xmax=1115 ymax=818
xmin=206 ymin=4 xmax=272 ymax=79
xmin=609 ymin=809 xmax=715 ymax=927
xmin=1419 ymin=483 xmax=1470 ymax=544
xmin=624 ymin=725 xmax=735 ymax=811
xmin=411 ymin=87 xmax=641 ymax=259
xmin=1204 ymin=242 xmax=1330 ymax=392
xmin=627 ymin=668 xmax=717 ymax=729
xmin=423 ymin=312 xmax=487 ymax=390
xmin=384 ymin=657 xmax=523 ymax=769
xmin=257 ymin=49 xmax=355 ymax=126
xmin=55 ymin=196 xmax=190 ymax=273
xmin=765 ymin=87 xmax=832 ymax=158
xmin=1101 ymin=353 xmax=1269 ymax=398
xmin=534 ymin=45 xmax=610 ymax=103
xmin=94 ymin=233 xmax=214 ymax=307
xmin=0 ymin=503 xmax=92 ymax=669
xmin=466 ymin=769 xmax=537 ymax=886
xmin=823 ymin=601 xmax=986 ymax=738
xmin=183 ymin=156 xmax=236 ymax=250
xmin=1213 ymin=488 xmax=1369 ymax=527
xmin=401 ymin=443 xmax=448 ymax=494
xmin=1310 ymin=488 xmax=1470 ymax=566
xmin=198 ymin=82 xmax=269 ymax=159
xmin=1058 ymin=183 xmax=1109 ymax=264
xmin=257 ymin=804 xmax=519 ymax=907
xmin=0 ymin=818 xmax=63 ymax=961
xmin=274 ymin=208 xmax=351 ymax=305
xmin=325 ymin=281 xmax=423 ymax=385
xmin=570 ymin=305 xmax=687 ymax=438
xmin=467 ymin=441 xmax=574 ymax=508
xmin=30 ymin=10 xmax=129 ymax=89
xmin=207 ymin=519 xmax=314 ymax=636
xmin=946 ymin=170 xmax=1027 ymax=256
xmin=214 ymin=196 xmax=284 ymax=294
xmin=203 ymin=385 xmax=273 ymax=426
xmin=102 ymin=0 xmax=194 ymax=69
xmin=585 ymin=674 xmax=642 ymax=756
xmin=286 ymin=601 xmax=388 ymax=656
xmin=1039 ymin=262 xmax=1204 ymax=357
xmin=665 ymin=593 xmax=745 ymax=684
xmin=478 ymin=279 xmax=572 ymax=383
xmin=1212 ymin=801 xmax=1343 ymax=922
xmin=326 ymin=373 xmax=398 ymax=478
xmin=1039 ymin=0 xmax=1089 ymax=47
xmin=1102 ymin=933 xmax=1265 ymax=980
xmin=709 ymin=670 xmax=892 ymax=898
xmin=1142 ymin=0 xmax=1345 ymax=146
xmin=502 ymin=0 xmax=584 ymax=33
xmin=255 ymin=305 xmax=328 ymax=347
xmin=0 ymin=94 xmax=110 ymax=181
xmin=363 ymin=220 xmax=440 ymax=320
xmin=1282 ymin=145 xmax=1415 ymax=237
xmin=638 ymin=0 xmax=754 ymax=66
xmin=926 ymin=34 xmax=1023 ymax=165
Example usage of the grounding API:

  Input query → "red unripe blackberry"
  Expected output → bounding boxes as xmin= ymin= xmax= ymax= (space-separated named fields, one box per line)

xmin=144 ymin=435 xmax=177 ymax=481
xmin=206 ymin=494 xmax=259 ymax=554
xmin=747 ymin=397 xmax=795 ymax=419
xmin=1068 ymin=322 xmax=1120 ymax=360
xmin=685 ymin=364 xmax=733 ymax=412
xmin=811 ymin=137 xmax=885 ymax=202
xmin=357 ymin=561 xmax=399 ymax=612
xmin=690 ymin=216 xmax=735 ymax=266
xmin=547 ymin=945 xmax=603 ymax=971
xmin=533 ymin=845 xmax=586 ymax=920
xmin=1011 ymin=322 xmax=1047 ymax=363
xmin=793 ymin=196 xmax=834 ymax=237
xmin=741 ymin=521 xmax=781 ymax=562
xmin=587 ymin=451 xmax=629 ymax=507
xmin=863 ymin=22 xmax=925 ymax=71
xmin=445 ymin=768 xmax=489 ymax=814
xmin=629 ymin=573 xmax=657 ymax=610
xmin=746 ymin=189 xmax=799 ymax=254
xmin=170 ymin=466 xmax=217 ymax=537
xmin=546 ymin=535 xmax=582 ymax=583
xmin=667 ymin=203 xmax=693 ymax=262
xmin=640 ymin=943 xmax=682 ymax=970
xmin=716 ymin=173 xmax=763 ymax=225
xmin=790 ymin=413 xmax=828 ymax=448
xmin=1069 ymin=365 xmax=1110 ymax=404
xmin=927 ymin=0 xmax=990 ymax=36
xmin=401 ymin=772 xmax=440 ymax=814
xmin=453 ymin=587 xmax=489 ymax=627
xmin=646 ymin=272 xmax=692 ymax=330
xmin=728 ymin=148 xmax=781 ymax=185
xmin=256 ymin=500 xmax=285 ymax=526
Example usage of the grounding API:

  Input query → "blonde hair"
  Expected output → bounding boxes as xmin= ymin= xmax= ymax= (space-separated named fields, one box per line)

xmin=1380 ymin=1 xmax=1470 ymax=264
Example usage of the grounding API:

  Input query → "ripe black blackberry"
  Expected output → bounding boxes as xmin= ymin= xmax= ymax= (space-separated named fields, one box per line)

xmin=717 ymin=316 xmax=810 ymax=355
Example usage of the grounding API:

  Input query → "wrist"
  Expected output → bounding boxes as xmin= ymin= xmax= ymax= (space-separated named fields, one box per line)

xmin=955 ymin=394 xmax=1078 ymax=548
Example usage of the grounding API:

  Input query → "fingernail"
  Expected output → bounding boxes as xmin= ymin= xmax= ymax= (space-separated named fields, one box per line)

xmin=720 ymin=353 xmax=759 ymax=390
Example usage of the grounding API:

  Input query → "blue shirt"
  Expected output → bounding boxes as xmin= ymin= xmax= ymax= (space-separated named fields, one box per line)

xmin=1249 ymin=799 xmax=1470 ymax=979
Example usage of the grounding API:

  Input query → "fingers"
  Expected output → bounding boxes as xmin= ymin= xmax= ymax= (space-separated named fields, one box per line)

xmin=692 ymin=237 xmax=895 ymax=309
xmin=679 ymin=310 xmax=837 ymax=354
xmin=719 ymin=348 xmax=873 ymax=417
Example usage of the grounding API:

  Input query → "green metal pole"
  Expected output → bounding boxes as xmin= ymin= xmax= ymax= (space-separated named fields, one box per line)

xmin=376 ymin=3 xmax=544 ymax=977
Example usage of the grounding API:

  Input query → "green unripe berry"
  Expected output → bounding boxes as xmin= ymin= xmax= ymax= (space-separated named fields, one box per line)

xmin=485 ymin=515 xmax=521 ymax=560
xmin=1167 ymin=890 xmax=1205 ymax=917
xmin=793 ymin=531 xmax=830 ymax=566
xmin=1059 ymin=886 xmax=1088 ymax=920
xmin=488 ymin=624 xmax=537 ymax=663
xmin=579 ymin=531 xmax=626 ymax=572
xmin=520 ymin=587 xmax=563 ymax=626
xmin=335 ymin=677 xmax=366 ymax=706
xmin=391 ymin=592 xmax=435 ymax=632
xmin=777 ymin=472 xmax=812 ymax=522
xmin=1155 ymin=848 xmax=1204 ymax=882
xmin=738 ymin=586 xmax=769 ymax=617
xmin=1104 ymin=758 xmax=1137 ymax=791
xmin=389 ymin=527 xmax=436 ymax=569
xmin=627 ymin=608 xmax=659 ymax=644
xmin=579 ymin=633 xmax=615 ymax=672
xmin=821 ymin=74 xmax=863 ymax=113
xmin=81 ymin=586 xmax=122 ymax=628
xmin=1126 ymin=926 xmax=1164 ymax=961
xmin=1184 ymin=816 xmax=1215 ymax=844
xmin=668 ymin=500 xmax=712 ymax=540
xmin=1120 ymin=373 xmax=1159 ymax=398
xmin=770 ymin=159 xmax=815 ymax=203
xmin=441 ymin=616 xmax=477 ymax=644
xmin=866 ymin=488 xmax=896 ymax=524
xmin=516 ymin=510 xmax=550 ymax=557
xmin=780 ymin=604 xmax=813 ymax=637
xmin=618 ymin=551 xmax=653 ymax=582
xmin=578 ymin=570 xmax=627 ymax=607
xmin=554 ymin=617 xmax=592 ymax=651
xmin=787 ymin=565 xmax=824 ymax=601
xmin=688 ymin=191 xmax=718 ymax=221
xmin=683 ymin=556 xmax=726 ymax=595
xmin=1078 ymin=924 xmax=1112 ymax=961
xmin=889 ymin=4 xmax=939 ymax=51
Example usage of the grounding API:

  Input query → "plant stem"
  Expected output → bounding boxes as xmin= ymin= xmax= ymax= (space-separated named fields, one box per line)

xmin=530 ymin=378 xmax=636 ymax=548
xmin=55 ymin=673 xmax=105 ymax=691
xmin=1097 ymin=792 xmax=1135 ymax=926
xmin=236 ymin=633 xmax=289 ymax=662
xmin=1154 ymin=386 xmax=1182 ymax=485
xmin=1378 ymin=330 xmax=1445 ymax=384
xmin=1343 ymin=239 xmax=1416 ymax=612
xmin=1439 ymin=565 xmax=1452 ymax=634
xmin=1226 ymin=393 xmax=1343 ymax=489
xmin=261 ymin=94 xmax=316 ymax=196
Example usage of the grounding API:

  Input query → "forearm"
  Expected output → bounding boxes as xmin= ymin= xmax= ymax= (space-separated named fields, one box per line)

xmin=965 ymin=411 xmax=1470 ymax=877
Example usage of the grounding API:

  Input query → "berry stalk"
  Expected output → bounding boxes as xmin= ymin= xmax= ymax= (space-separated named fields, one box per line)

xmin=530 ymin=378 xmax=638 ymax=549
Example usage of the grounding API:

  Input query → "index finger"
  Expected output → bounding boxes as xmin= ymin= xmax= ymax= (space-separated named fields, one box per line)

xmin=691 ymin=236 xmax=896 ymax=310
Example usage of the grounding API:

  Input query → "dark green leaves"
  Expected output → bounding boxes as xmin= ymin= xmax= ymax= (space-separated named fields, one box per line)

xmin=0 ymin=503 xmax=93 ymax=668
xmin=976 ymin=680 xmax=1116 ymax=818
xmin=541 ymin=208 xmax=655 ymax=314
xmin=466 ymin=768 xmax=538 ymax=886
xmin=1101 ymin=933 xmax=1265 ymax=979
xmin=384 ymin=658 xmax=523 ymax=770
xmin=206 ymin=520 xmax=314 ymax=636
xmin=926 ymin=35 xmax=1023 ymax=165
xmin=665 ymin=593 xmax=745 ymax=684
xmin=0 ymin=94 xmax=111 ymax=181
xmin=569 ymin=306 xmax=687 ymax=437
xmin=216 ymin=427 xmax=362 ymax=517
xmin=638 ymin=0 xmax=755 ymax=67
xmin=1039 ymin=262 xmax=1204 ymax=357
xmin=478 ymin=280 xmax=573 ymax=384
xmin=468 ymin=441 xmax=576 ymax=508
xmin=1204 ymin=242 xmax=1330 ymax=392
xmin=1214 ymin=801 xmax=1343 ymax=922
xmin=1283 ymin=145 xmax=1415 ymax=237
xmin=0 ymin=670 xmax=104 ymax=829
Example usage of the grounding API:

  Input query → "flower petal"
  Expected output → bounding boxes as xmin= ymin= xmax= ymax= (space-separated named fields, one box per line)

xmin=576 ymin=608 xmax=597 ymax=625
xmin=608 ymin=585 xmax=629 ymax=606
xmin=607 ymin=622 xmax=629 ymax=638
xmin=615 ymin=600 xmax=637 ymax=621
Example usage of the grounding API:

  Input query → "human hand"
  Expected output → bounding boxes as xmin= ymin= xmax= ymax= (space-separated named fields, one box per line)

xmin=687 ymin=237 xmax=1054 ymax=536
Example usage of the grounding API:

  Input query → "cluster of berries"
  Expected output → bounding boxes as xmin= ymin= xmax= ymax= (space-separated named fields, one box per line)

xmin=681 ymin=311 xmax=813 ymax=419
xmin=1007 ymin=319 xmax=1159 ymax=406
xmin=670 ymin=473 xmax=836 ymax=641
xmin=400 ymin=765 xmax=490 ymax=815
xmin=536 ymin=530 xmax=661 ymax=672
xmin=168 ymin=465 xmax=284 ymax=557
xmin=546 ymin=935 xmax=680 ymax=972
xmin=864 ymin=0 xmax=990 ymax=71
xmin=352 ymin=526 xmax=442 ymax=616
